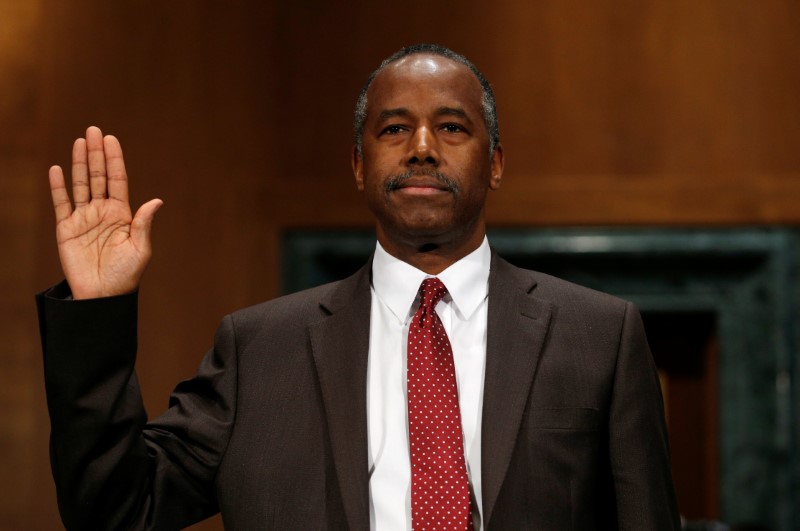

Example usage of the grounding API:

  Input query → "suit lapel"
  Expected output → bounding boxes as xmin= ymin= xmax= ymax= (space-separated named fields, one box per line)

xmin=481 ymin=254 xmax=553 ymax=527
xmin=306 ymin=253 xmax=553 ymax=529
xmin=308 ymin=263 xmax=372 ymax=531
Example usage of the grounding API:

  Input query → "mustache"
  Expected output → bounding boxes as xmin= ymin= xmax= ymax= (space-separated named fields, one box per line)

xmin=384 ymin=168 xmax=459 ymax=195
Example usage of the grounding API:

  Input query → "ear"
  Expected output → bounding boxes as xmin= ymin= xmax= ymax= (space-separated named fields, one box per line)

xmin=352 ymin=145 xmax=365 ymax=191
xmin=489 ymin=143 xmax=504 ymax=190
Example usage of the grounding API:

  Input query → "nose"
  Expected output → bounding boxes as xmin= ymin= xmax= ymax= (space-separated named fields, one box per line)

xmin=406 ymin=126 xmax=439 ymax=167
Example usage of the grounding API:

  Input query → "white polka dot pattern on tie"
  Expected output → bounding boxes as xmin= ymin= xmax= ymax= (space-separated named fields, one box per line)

xmin=408 ymin=277 xmax=471 ymax=530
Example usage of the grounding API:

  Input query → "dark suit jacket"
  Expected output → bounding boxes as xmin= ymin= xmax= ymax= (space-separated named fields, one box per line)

xmin=38 ymin=252 xmax=680 ymax=530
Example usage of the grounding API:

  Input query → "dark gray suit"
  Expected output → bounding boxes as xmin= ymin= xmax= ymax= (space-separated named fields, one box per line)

xmin=38 ymin=252 xmax=680 ymax=530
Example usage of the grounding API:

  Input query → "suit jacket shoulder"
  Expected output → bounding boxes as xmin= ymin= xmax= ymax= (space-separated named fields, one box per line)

xmin=229 ymin=261 xmax=371 ymax=331
xmin=491 ymin=252 xmax=629 ymax=317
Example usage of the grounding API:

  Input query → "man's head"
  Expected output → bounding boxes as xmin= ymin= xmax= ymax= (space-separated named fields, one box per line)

xmin=351 ymin=45 xmax=504 ymax=270
xmin=354 ymin=44 xmax=499 ymax=159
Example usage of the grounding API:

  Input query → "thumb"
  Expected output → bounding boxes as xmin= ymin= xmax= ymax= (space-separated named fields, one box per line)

xmin=131 ymin=198 xmax=163 ymax=251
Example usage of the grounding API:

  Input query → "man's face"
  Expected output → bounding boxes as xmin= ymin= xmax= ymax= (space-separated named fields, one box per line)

xmin=353 ymin=53 xmax=503 ymax=254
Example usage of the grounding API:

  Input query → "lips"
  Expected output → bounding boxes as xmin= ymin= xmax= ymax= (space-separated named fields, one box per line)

xmin=394 ymin=176 xmax=450 ymax=192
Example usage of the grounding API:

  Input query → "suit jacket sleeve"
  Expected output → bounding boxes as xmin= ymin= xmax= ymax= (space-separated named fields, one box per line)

xmin=610 ymin=301 xmax=680 ymax=529
xmin=37 ymin=281 xmax=236 ymax=531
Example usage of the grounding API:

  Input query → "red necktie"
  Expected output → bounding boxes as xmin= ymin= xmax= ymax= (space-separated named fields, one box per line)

xmin=408 ymin=277 xmax=472 ymax=530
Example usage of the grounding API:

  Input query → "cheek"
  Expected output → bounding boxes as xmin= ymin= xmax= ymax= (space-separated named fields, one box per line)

xmin=451 ymin=165 xmax=490 ymax=194
xmin=363 ymin=177 xmax=391 ymax=209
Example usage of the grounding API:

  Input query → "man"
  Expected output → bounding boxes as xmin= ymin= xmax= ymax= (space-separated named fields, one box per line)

xmin=39 ymin=44 xmax=680 ymax=530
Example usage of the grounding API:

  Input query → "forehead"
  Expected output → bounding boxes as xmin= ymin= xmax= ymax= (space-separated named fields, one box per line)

xmin=366 ymin=54 xmax=484 ymax=117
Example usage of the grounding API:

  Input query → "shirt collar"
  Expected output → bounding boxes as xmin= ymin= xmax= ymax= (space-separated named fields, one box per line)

xmin=371 ymin=237 xmax=491 ymax=323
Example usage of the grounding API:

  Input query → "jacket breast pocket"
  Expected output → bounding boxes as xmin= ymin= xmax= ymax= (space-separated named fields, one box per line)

xmin=527 ymin=407 xmax=601 ymax=431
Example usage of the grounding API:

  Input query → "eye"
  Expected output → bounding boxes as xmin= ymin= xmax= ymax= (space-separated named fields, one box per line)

xmin=441 ymin=123 xmax=465 ymax=133
xmin=381 ymin=124 xmax=405 ymax=135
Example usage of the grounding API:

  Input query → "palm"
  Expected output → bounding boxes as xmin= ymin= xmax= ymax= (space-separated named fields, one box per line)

xmin=57 ymin=197 xmax=137 ymax=297
xmin=49 ymin=127 xmax=162 ymax=299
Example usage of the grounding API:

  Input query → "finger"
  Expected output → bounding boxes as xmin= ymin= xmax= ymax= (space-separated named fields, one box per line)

xmin=86 ymin=126 xmax=107 ymax=200
xmin=48 ymin=165 xmax=73 ymax=223
xmin=131 ymin=198 xmax=163 ymax=252
xmin=71 ymin=138 xmax=89 ymax=206
xmin=103 ymin=135 xmax=129 ymax=204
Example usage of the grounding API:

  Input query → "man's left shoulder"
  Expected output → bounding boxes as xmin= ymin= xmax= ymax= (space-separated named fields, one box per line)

xmin=491 ymin=253 xmax=631 ymax=318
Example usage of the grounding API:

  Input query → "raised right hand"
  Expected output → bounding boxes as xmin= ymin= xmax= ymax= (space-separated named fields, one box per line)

xmin=49 ymin=126 xmax=163 ymax=300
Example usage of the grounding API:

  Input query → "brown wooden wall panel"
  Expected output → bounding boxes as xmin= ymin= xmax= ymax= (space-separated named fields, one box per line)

xmin=0 ymin=2 xmax=58 ymax=529
xmin=2 ymin=1 xmax=799 ymax=528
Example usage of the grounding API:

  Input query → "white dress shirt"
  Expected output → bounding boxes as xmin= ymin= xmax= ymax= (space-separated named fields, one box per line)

xmin=367 ymin=238 xmax=491 ymax=531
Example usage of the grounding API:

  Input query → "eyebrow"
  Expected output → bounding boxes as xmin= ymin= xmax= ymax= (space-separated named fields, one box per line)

xmin=377 ymin=108 xmax=411 ymax=122
xmin=435 ymin=106 xmax=470 ymax=121
xmin=376 ymin=106 xmax=473 ymax=123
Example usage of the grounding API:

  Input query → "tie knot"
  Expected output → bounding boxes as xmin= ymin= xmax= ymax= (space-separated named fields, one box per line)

xmin=419 ymin=277 xmax=448 ymax=309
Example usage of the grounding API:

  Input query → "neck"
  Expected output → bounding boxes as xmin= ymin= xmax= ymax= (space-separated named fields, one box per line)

xmin=377 ymin=229 xmax=485 ymax=275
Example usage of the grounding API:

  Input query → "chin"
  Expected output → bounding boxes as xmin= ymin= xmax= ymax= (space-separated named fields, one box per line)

xmin=396 ymin=216 xmax=453 ymax=238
